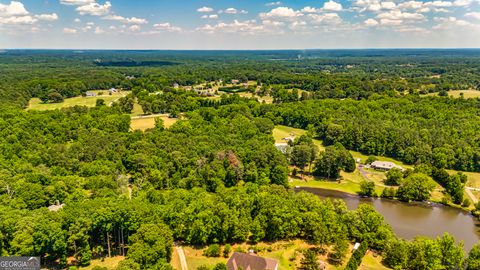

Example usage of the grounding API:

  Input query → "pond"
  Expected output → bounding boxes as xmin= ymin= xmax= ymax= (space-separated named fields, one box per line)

xmin=298 ymin=187 xmax=480 ymax=251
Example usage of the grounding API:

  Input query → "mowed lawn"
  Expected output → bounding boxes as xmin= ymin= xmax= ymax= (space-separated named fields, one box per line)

xmin=78 ymin=256 xmax=125 ymax=270
xmin=27 ymin=91 xmax=128 ymax=111
xmin=130 ymin=115 xmax=178 ymax=131
xmin=274 ymin=126 xmax=447 ymax=200
xmin=426 ymin=90 xmax=480 ymax=99
xmin=179 ymin=241 xmax=390 ymax=270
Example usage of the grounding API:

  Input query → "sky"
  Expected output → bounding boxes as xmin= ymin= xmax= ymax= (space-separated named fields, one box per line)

xmin=0 ymin=0 xmax=479 ymax=49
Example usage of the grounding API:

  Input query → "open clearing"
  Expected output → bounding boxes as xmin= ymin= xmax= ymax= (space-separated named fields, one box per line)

xmin=78 ymin=256 xmax=125 ymax=270
xmin=27 ymin=91 xmax=128 ymax=111
xmin=177 ymin=240 xmax=389 ymax=270
xmin=273 ymin=125 xmax=447 ymax=201
xmin=130 ymin=114 xmax=178 ymax=131
xmin=426 ymin=90 xmax=480 ymax=99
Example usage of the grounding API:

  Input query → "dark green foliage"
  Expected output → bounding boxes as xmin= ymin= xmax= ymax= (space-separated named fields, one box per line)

xmin=345 ymin=242 xmax=369 ymax=270
xmin=268 ymin=97 xmax=480 ymax=172
xmin=328 ymin=237 xmax=348 ymax=266
xmin=203 ymin=244 xmax=221 ymax=257
xmin=381 ymin=187 xmax=396 ymax=199
xmin=213 ymin=263 xmax=227 ymax=270
xmin=223 ymin=244 xmax=231 ymax=258
xmin=300 ymin=249 xmax=320 ymax=270
xmin=128 ymin=224 xmax=173 ymax=268
xmin=385 ymin=168 xmax=403 ymax=186
xmin=313 ymin=145 xmax=355 ymax=179
xmin=358 ymin=181 xmax=376 ymax=197
xmin=397 ymin=173 xmax=436 ymax=202
xmin=467 ymin=243 xmax=480 ymax=270
xmin=384 ymin=234 xmax=464 ymax=270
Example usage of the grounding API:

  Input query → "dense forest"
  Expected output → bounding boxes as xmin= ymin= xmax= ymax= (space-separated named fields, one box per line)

xmin=1 ymin=50 xmax=480 ymax=269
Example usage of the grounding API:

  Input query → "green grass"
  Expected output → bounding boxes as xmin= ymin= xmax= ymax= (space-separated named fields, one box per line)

xmin=426 ymin=90 xmax=480 ymax=99
xmin=78 ymin=256 xmax=125 ymax=270
xmin=27 ymin=91 xmax=128 ymax=111
xmin=130 ymin=115 xmax=178 ymax=131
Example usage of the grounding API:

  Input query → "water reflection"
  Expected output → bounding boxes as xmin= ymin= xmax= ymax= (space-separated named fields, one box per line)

xmin=299 ymin=187 xmax=480 ymax=251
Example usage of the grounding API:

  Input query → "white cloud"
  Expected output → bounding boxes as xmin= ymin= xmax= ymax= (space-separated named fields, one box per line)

xmin=77 ymin=1 xmax=111 ymax=16
xmin=265 ymin=2 xmax=282 ymax=6
xmin=465 ymin=12 xmax=480 ymax=20
xmin=398 ymin=1 xmax=424 ymax=10
xmin=74 ymin=18 xmax=81 ymax=23
xmin=128 ymin=25 xmax=141 ymax=32
xmin=0 ymin=15 xmax=36 ymax=25
xmin=260 ymin=7 xmax=302 ymax=19
xmin=225 ymin=8 xmax=238 ymax=14
xmin=103 ymin=15 xmax=148 ymax=24
xmin=0 ymin=1 xmax=29 ymax=16
xmin=380 ymin=18 xmax=403 ymax=25
xmin=35 ymin=13 xmax=58 ymax=21
xmin=308 ymin=13 xmax=342 ymax=25
xmin=60 ymin=0 xmax=95 ymax=6
xmin=197 ymin=6 xmax=214 ymax=13
xmin=153 ymin=22 xmax=182 ymax=32
xmin=63 ymin=27 xmax=77 ymax=33
xmin=323 ymin=1 xmax=343 ymax=11
xmin=201 ymin=14 xmax=219 ymax=19
xmin=301 ymin=6 xmax=319 ymax=13
xmin=364 ymin=18 xmax=379 ymax=26
xmin=377 ymin=10 xmax=425 ymax=21
xmin=453 ymin=0 xmax=473 ymax=6
xmin=424 ymin=1 xmax=453 ymax=7
xmin=197 ymin=20 xmax=266 ymax=34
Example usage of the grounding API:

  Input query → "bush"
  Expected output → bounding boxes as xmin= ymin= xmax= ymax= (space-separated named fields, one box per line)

xmin=92 ymin=267 xmax=108 ymax=270
xmin=345 ymin=242 xmax=369 ymax=270
xmin=223 ymin=244 xmax=231 ymax=258
xmin=463 ymin=198 xmax=471 ymax=208
xmin=204 ymin=244 xmax=221 ymax=257
xmin=197 ymin=265 xmax=210 ymax=270
xmin=213 ymin=263 xmax=227 ymax=270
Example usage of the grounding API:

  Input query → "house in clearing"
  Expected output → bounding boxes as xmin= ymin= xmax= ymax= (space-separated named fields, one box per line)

xmin=275 ymin=143 xmax=290 ymax=154
xmin=48 ymin=201 xmax=65 ymax=212
xmin=173 ymin=83 xmax=180 ymax=89
xmin=227 ymin=252 xmax=278 ymax=270
xmin=86 ymin=92 xmax=96 ymax=97
xmin=231 ymin=79 xmax=240 ymax=84
xmin=370 ymin=161 xmax=403 ymax=171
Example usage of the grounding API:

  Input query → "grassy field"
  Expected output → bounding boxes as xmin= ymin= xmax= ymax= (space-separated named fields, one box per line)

xmin=78 ymin=256 xmax=125 ymax=270
xmin=273 ymin=126 xmax=447 ymax=201
xmin=179 ymin=240 xmax=390 ymax=270
xmin=27 ymin=91 xmax=128 ymax=111
xmin=130 ymin=115 xmax=178 ymax=131
xmin=426 ymin=90 xmax=480 ymax=99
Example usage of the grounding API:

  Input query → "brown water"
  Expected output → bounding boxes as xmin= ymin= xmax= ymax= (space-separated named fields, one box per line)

xmin=299 ymin=187 xmax=480 ymax=251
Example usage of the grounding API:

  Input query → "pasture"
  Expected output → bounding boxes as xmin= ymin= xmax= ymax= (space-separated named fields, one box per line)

xmin=27 ymin=91 xmax=128 ymax=111
xmin=130 ymin=114 xmax=178 ymax=131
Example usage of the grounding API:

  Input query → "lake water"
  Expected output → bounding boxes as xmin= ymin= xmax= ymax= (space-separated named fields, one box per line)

xmin=298 ymin=187 xmax=480 ymax=251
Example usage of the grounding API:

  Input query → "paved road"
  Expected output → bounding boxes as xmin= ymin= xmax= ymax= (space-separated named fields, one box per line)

xmin=175 ymin=246 xmax=188 ymax=270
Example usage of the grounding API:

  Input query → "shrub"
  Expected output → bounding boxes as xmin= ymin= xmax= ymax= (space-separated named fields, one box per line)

xmin=204 ymin=244 xmax=221 ymax=257
xmin=223 ymin=244 xmax=231 ymax=258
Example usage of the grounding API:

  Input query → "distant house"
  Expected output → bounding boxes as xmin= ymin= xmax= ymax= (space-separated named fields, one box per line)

xmin=275 ymin=143 xmax=290 ymax=154
xmin=231 ymin=79 xmax=240 ymax=84
xmin=86 ymin=92 xmax=96 ymax=97
xmin=173 ymin=83 xmax=180 ymax=89
xmin=48 ymin=201 xmax=65 ymax=212
xmin=227 ymin=252 xmax=278 ymax=270
xmin=109 ymin=88 xmax=118 ymax=93
xmin=352 ymin=242 xmax=361 ymax=252
xmin=370 ymin=161 xmax=403 ymax=171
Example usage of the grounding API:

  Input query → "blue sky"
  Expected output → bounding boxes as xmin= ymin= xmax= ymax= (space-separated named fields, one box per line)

xmin=1 ymin=0 xmax=479 ymax=49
